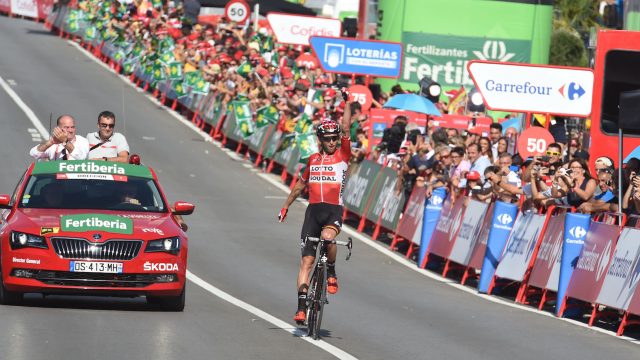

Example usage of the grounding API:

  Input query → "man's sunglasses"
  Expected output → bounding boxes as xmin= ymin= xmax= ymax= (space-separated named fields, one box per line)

xmin=546 ymin=151 xmax=561 ymax=156
xmin=100 ymin=123 xmax=115 ymax=129
xmin=321 ymin=136 xmax=339 ymax=143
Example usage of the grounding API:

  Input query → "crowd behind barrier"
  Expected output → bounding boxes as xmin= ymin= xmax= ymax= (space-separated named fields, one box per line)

xmin=37 ymin=1 xmax=640 ymax=338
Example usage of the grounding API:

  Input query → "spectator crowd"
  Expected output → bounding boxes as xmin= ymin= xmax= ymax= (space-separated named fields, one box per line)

xmin=66 ymin=0 xmax=640 ymax=218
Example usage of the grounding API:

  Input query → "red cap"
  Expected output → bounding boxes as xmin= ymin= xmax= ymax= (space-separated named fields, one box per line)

xmin=257 ymin=67 xmax=270 ymax=77
xmin=466 ymin=171 xmax=481 ymax=181
xmin=281 ymin=67 xmax=293 ymax=79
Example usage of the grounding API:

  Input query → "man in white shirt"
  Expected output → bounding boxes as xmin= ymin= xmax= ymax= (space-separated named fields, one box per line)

xmin=30 ymin=115 xmax=89 ymax=161
xmin=87 ymin=111 xmax=130 ymax=163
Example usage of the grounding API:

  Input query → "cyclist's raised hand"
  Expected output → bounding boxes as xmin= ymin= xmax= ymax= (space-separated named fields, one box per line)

xmin=278 ymin=207 xmax=288 ymax=223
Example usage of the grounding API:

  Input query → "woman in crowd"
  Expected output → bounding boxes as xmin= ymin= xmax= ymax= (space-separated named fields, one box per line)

xmin=555 ymin=158 xmax=597 ymax=207
xmin=478 ymin=136 xmax=493 ymax=164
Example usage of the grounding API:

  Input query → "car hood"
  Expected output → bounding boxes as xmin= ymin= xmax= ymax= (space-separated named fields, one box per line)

xmin=5 ymin=209 xmax=179 ymax=240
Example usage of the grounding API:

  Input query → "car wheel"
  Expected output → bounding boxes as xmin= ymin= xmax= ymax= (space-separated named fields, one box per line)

xmin=147 ymin=286 xmax=185 ymax=312
xmin=0 ymin=271 xmax=23 ymax=306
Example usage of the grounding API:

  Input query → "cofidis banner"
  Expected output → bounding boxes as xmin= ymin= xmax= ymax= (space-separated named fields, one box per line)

xmin=310 ymin=36 xmax=403 ymax=78
xmin=556 ymin=213 xmax=591 ymax=315
xmin=478 ymin=201 xmax=518 ymax=293
xmin=418 ymin=187 xmax=446 ymax=268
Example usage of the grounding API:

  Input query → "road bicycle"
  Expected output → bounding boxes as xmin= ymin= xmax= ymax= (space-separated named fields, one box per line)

xmin=304 ymin=236 xmax=352 ymax=340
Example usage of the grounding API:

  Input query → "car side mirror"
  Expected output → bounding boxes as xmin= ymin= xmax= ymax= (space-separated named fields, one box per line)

xmin=173 ymin=201 xmax=195 ymax=216
xmin=0 ymin=194 xmax=11 ymax=209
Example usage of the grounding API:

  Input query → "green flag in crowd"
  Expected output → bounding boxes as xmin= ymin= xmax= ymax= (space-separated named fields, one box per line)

xmin=159 ymin=37 xmax=175 ymax=53
xmin=122 ymin=59 xmax=137 ymax=75
xmin=159 ymin=50 xmax=175 ymax=66
xmin=131 ymin=42 xmax=144 ymax=57
xmin=261 ymin=36 xmax=274 ymax=53
xmin=153 ymin=63 xmax=166 ymax=81
xmin=143 ymin=63 xmax=153 ymax=76
xmin=67 ymin=19 xmax=81 ymax=33
xmin=233 ymin=101 xmax=254 ymax=139
xmin=113 ymin=49 xmax=126 ymax=64
xmin=184 ymin=71 xmax=201 ymax=88
xmin=276 ymin=133 xmax=296 ymax=152
xmin=236 ymin=61 xmax=253 ymax=78
xmin=84 ymin=25 xmax=97 ymax=40
xmin=297 ymin=133 xmax=319 ymax=162
xmin=152 ymin=0 xmax=163 ymax=9
xmin=293 ymin=113 xmax=313 ymax=135
xmin=173 ymin=81 xmax=188 ymax=98
xmin=192 ymin=78 xmax=210 ymax=96
xmin=256 ymin=105 xmax=279 ymax=127
xmin=167 ymin=62 xmax=183 ymax=80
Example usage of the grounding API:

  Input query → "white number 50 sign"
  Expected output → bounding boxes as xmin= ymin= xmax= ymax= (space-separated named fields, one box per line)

xmin=517 ymin=126 xmax=555 ymax=158
xmin=225 ymin=0 xmax=250 ymax=23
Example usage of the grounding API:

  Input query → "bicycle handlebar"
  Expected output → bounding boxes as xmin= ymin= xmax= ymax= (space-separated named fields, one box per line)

xmin=306 ymin=236 xmax=353 ymax=261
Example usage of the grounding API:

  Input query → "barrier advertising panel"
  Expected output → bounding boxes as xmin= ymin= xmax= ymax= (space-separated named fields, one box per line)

xmin=247 ymin=125 xmax=271 ymax=153
xmin=627 ymin=283 xmax=640 ymax=316
xmin=343 ymin=160 xmax=381 ymax=216
xmin=596 ymin=228 xmax=640 ymax=310
xmin=564 ymin=222 xmax=620 ymax=305
xmin=478 ymin=201 xmax=518 ymax=293
xmin=396 ymin=186 xmax=426 ymax=242
xmin=37 ymin=0 xmax=53 ymax=20
xmin=428 ymin=196 xmax=465 ymax=259
xmin=418 ymin=187 xmax=446 ymax=267
xmin=0 ymin=0 xmax=10 ymax=13
xmin=11 ymin=0 xmax=37 ymax=17
xmin=528 ymin=213 xmax=566 ymax=291
xmin=467 ymin=202 xmax=495 ymax=271
xmin=494 ymin=212 xmax=546 ymax=282
xmin=365 ymin=166 xmax=404 ymax=230
xmin=448 ymin=199 xmax=489 ymax=266
xmin=557 ymin=213 xmax=591 ymax=315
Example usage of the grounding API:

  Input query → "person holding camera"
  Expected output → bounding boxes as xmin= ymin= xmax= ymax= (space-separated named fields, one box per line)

xmin=554 ymin=159 xmax=597 ymax=208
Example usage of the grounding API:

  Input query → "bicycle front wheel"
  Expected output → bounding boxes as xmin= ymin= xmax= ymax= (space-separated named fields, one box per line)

xmin=306 ymin=268 xmax=319 ymax=336
xmin=311 ymin=267 xmax=326 ymax=340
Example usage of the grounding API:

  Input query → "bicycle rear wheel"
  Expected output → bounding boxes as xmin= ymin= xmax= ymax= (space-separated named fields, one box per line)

xmin=311 ymin=267 xmax=325 ymax=340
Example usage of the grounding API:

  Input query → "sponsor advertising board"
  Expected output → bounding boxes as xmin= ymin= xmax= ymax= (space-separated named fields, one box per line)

xmin=267 ymin=13 xmax=341 ymax=46
xmin=478 ymin=201 xmax=518 ymax=293
xmin=310 ymin=36 xmax=403 ymax=78
xmin=396 ymin=185 xmax=425 ymax=243
xmin=468 ymin=61 xmax=594 ymax=116
xmin=494 ymin=212 xmax=546 ymax=282
xmin=448 ymin=200 xmax=489 ymax=266
xmin=596 ymin=228 xmax=640 ymax=311
xmin=428 ymin=197 xmax=465 ymax=259
xmin=11 ymin=0 xmax=37 ymax=17
xmin=343 ymin=160 xmax=380 ymax=216
xmin=528 ymin=213 xmax=566 ymax=292
xmin=418 ymin=187 xmax=446 ymax=267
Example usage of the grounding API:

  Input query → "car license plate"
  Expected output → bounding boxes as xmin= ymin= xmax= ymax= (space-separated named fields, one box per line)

xmin=70 ymin=261 xmax=123 ymax=273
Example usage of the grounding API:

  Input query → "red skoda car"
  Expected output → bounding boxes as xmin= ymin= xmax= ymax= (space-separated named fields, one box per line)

xmin=0 ymin=160 xmax=194 ymax=311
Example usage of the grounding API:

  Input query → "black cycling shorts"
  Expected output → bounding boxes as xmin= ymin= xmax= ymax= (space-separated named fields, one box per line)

xmin=300 ymin=203 xmax=344 ymax=257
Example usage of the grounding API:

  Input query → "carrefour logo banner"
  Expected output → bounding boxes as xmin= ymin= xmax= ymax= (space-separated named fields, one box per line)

xmin=310 ymin=36 xmax=403 ymax=78
xmin=478 ymin=201 xmax=518 ymax=293
xmin=402 ymin=32 xmax=531 ymax=87
xmin=61 ymin=214 xmax=133 ymax=235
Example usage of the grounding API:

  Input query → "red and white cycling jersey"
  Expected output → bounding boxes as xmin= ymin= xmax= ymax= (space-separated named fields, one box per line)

xmin=301 ymin=136 xmax=351 ymax=206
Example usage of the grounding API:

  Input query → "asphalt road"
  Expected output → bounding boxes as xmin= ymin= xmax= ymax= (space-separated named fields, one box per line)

xmin=0 ymin=15 xmax=639 ymax=360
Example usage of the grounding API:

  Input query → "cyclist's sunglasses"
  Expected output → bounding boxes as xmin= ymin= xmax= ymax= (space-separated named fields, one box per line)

xmin=321 ymin=136 xmax=339 ymax=143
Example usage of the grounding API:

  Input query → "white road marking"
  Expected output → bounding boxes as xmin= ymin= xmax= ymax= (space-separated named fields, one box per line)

xmin=264 ymin=195 xmax=287 ymax=199
xmin=242 ymin=163 xmax=253 ymax=168
xmin=256 ymin=172 xmax=640 ymax=345
xmin=0 ymin=76 xmax=48 ymax=138
xmin=27 ymin=128 xmax=38 ymax=133
xmin=187 ymin=271 xmax=358 ymax=360
xmin=7 ymin=79 xmax=17 ymax=86
xmin=67 ymin=38 xmax=358 ymax=359
xmin=142 ymin=136 xmax=156 ymax=141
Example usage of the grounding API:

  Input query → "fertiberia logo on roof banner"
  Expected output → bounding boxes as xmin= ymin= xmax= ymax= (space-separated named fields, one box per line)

xmin=402 ymin=32 xmax=531 ymax=87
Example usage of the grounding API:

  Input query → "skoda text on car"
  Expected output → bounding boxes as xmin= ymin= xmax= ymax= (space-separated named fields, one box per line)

xmin=0 ymin=160 xmax=195 ymax=311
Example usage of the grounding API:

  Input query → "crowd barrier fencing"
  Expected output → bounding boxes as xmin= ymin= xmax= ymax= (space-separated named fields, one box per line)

xmin=0 ymin=0 xmax=52 ymax=22
xmin=45 ymin=5 xmax=640 ymax=337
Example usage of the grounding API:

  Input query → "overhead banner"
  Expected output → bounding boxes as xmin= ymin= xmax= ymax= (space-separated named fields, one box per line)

xmin=528 ymin=213 xmax=566 ymax=292
xmin=448 ymin=200 xmax=489 ymax=266
xmin=310 ymin=36 xmax=403 ymax=78
xmin=564 ymin=222 xmax=620 ymax=306
xmin=468 ymin=61 xmax=594 ymax=117
xmin=428 ymin=196 xmax=465 ymax=260
xmin=494 ymin=212 xmax=546 ymax=282
xmin=267 ymin=13 xmax=341 ymax=46
xmin=478 ymin=201 xmax=518 ymax=293
xmin=596 ymin=228 xmax=640 ymax=311
xmin=402 ymin=32 xmax=531 ymax=87
xmin=419 ymin=187 xmax=446 ymax=267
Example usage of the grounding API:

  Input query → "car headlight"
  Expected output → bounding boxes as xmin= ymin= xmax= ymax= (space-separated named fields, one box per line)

xmin=10 ymin=231 xmax=48 ymax=250
xmin=145 ymin=237 xmax=180 ymax=254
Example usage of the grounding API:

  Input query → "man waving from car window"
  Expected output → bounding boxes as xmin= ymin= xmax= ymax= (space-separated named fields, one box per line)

xmin=30 ymin=115 xmax=89 ymax=161
xmin=278 ymin=89 xmax=353 ymax=324
xmin=87 ymin=110 xmax=130 ymax=163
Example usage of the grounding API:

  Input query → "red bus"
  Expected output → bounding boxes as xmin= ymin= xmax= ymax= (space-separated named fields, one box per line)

xmin=589 ymin=30 xmax=640 ymax=168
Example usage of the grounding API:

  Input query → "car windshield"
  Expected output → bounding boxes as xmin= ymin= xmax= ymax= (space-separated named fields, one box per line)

xmin=18 ymin=174 xmax=167 ymax=212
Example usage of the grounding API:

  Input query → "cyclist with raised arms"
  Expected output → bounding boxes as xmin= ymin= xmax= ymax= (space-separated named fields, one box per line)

xmin=278 ymin=89 xmax=352 ymax=324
